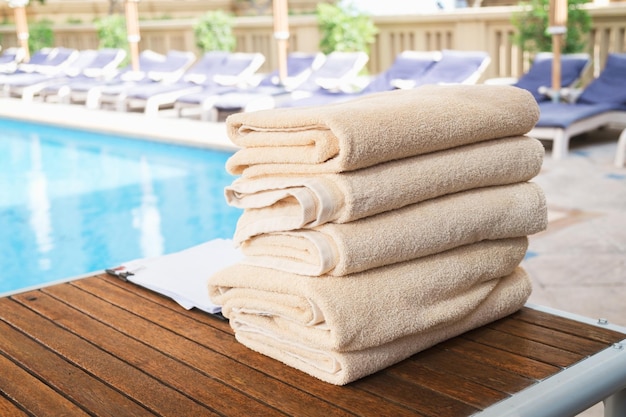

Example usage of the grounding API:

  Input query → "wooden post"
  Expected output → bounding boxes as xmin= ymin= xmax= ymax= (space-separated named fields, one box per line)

xmin=548 ymin=0 xmax=568 ymax=101
xmin=8 ymin=0 xmax=30 ymax=62
xmin=125 ymin=0 xmax=141 ymax=72
xmin=272 ymin=0 xmax=289 ymax=85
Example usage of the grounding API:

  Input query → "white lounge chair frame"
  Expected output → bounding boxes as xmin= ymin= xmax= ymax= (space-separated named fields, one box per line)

xmin=529 ymin=111 xmax=626 ymax=161
xmin=194 ymin=51 xmax=369 ymax=121
xmin=124 ymin=52 xmax=266 ymax=116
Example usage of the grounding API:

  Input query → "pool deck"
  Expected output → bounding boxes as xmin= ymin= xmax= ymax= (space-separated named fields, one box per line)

xmin=0 ymin=98 xmax=238 ymax=152
xmin=1 ymin=98 xmax=626 ymax=417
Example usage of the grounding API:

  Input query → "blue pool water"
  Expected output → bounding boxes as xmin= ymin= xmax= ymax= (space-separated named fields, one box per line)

xmin=0 ymin=117 xmax=241 ymax=294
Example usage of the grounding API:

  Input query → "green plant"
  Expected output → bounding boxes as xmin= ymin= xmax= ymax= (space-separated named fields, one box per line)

xmin=94 ymin=14 xmax=129 ymax=65
xmin=94 ymin=14 xmax=127 ymax=49
xmin=28 ymin=19 xmax=53 ymax=52
xmin=511 ymin=0 xmax=592 ymax=54
xmin=193 ymin=10 xmax=236 ymax=52
xmin=316 ymin=2 xmax=378 ymax=55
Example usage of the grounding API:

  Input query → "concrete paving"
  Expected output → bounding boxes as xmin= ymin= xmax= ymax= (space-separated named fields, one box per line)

xmin=524 ymin=128 xmax=626 ymax=329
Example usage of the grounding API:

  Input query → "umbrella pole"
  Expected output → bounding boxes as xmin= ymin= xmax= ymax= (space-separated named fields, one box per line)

xmin=9 ymin=0 xmax=30 ymax=62
xmin=549 ymin=0 xmax=568 ymax=102
xmin=14 ymin=5 xmax=29 ymax=61
xmin=273 ymin=0 xmax=289 ymax=85
xmin=125 ymin=0 xmax=141 ymax=72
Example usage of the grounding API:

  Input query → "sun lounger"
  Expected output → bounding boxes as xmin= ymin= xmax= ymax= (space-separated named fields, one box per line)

xmin=517 ymin=52 xmax=590 ymax=101
xmin=52 ymin=50 xmax=166 ymax=105
xmin=0 ymin=47 xmax=75 ymax=86
xmin=94 ymin=49 xmax=196 ymax=110
xmin=272 ymin=49 xmax=489 ymax=109
xmin=529 ymin=53 xmax=626 ymax=160
xmin=198 ymin=52 xmax=325 ymax=121
xmin=3 ymin=49 xmax=126 ymax=101
xmin=121 ymin=52 xmax=265 ymax=115
xmin=183 ymin=51 xmax=369 ymax=120
xmin=38 ymin=48 xmax=126 ymax=102
xmin=387 ymin=49 xmax=491 ymax=90
xmin=0 ymin=47 xmax=25 ymax=74
xmin=0 ymin=48 xmax=54 ymax=85
xmin=272 ymin=50 xmax=441 ymax=109
xmin=485 ymin=52 xmax=590 ymax=102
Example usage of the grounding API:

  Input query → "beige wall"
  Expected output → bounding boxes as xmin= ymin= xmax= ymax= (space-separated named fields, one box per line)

xmin=1 ymin=3 xmax=625 ymax=81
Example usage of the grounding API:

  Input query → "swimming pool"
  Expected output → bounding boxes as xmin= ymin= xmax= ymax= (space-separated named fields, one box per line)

xmin=0 ymin=117 xmax=241 ymax=295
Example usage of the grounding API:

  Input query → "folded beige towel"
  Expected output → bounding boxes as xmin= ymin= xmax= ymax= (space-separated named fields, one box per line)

xmin=229 ymin=268 xmax=532 ymax=385
xmin=209 ymin=237 xmax=528 ymax=352
xmin=225 ymin=85 xmax=540 ymax=177
xmin=238 ymin=182 xmax=547 ymax=276
xmin=227 ymin=136 xmax=544 ymax=242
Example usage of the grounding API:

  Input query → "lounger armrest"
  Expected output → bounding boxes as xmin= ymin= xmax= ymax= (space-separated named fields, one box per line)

xmin=561 ymin=87 xmax=584 ymax=103
xmin=390 ymin=79 xmax=417 ymax=89
xmin=213 ymin=74 xmax=242 ymax=86
xmin=315 ymin=77 xmax=344 ymax=91
xmin=184 ymin=74 xmax=207 ymax=84
xmin=483 ymin=77 xmax=518 ymax=86
xmin=538 ymin=86 xmax=583 ymax=103
xmin=121 ymin=71 xmax=146 ymax=81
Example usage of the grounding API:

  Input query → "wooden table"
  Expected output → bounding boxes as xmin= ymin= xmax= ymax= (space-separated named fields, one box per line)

xmin=1 ymin=273 xmax=625 ymax=417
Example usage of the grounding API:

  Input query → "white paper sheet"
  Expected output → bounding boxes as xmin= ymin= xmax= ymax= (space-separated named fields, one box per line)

xmin=107 ymin=239 xmax=243 ymax=314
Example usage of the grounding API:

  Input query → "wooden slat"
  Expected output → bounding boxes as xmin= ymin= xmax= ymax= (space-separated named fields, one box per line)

xmin=1 ymin=299 xmax=219 ymax=416
xmin=0 ymin=312 xmax=153 ymax=417
xmin=462 ymin=327 xmax=585 ymax=368
xmin=0 ymin=395 xmax=28 ymax=417
xmin=512 ymin=308 xmax=626 ymax=344
xmin=387 ymin=360 xmax=508 ymax=409
xmin=412 ymin=346 xmax=535 ymax=395
xmin=439 ymin=337 xmax=561 ymax=380
xmin=42 ymin=278 xmax=355 ymax=417
xmin=69 ymin=275 xmax=422 ymax=417
xmin=1 ymin=274 xmax=625 ymax=417
xmin=353 ymin=373 xmax=478 ymax=417
xmin=487 ymin=316 xmax=610 ymax=356
xmin=0 ymin=352 xmax=70 ymax=417
xmin=11 ymin=290 xmax=286 ymax=417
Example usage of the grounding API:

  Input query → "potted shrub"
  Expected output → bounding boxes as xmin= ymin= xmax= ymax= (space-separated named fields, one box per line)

xmin=193 ymin=10 xmax=236 ymax=52
xmin=511 ymin=0 xmax=592 ymax=54
xmin=316 ymin=1 xmax=378 ymax=55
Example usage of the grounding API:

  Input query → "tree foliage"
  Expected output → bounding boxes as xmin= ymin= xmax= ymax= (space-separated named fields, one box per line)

xmin=316 ymin=2 xmax=378 ymax=55
xmin=193 ymin=10 xmax=236 ymax=52
xmin=94 ymin=13 xmax=130 ymax=66
xmin=28 ymin=18 xmax=53 ymax=52
xmin=511 ymin=0 xmax=592 ymax=54
xmin=94 ymin=14 xmax=127 ymax=49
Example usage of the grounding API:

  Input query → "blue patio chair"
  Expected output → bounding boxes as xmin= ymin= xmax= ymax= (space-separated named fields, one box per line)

xmin=0 ymin=47 xmax=25 ymax=74
xmin=0 ymin=47 xmax=74 ymax=85
xmin=121 ymin=51 xmax=266 ymax=115
xmin=182 ymin=51 xmax=368 ymax=120
xmin=3 ymin=49 xmax=126 ymax=101
xmin=94 ymin=49 xmax=196 ymax=110
xmin=485 ymin=52 xmax=590 ymax=102
xmin=0 ymin=48 xmax=54 ymax=81
xmin=528 ymin=53 xmax=626 ymax=160
xmin=188 ymin=51 xmax=325 ymax=120
xmin=55 ymin=49 xmax=168 ymax=105
xmin=519 ymin=52 xmax=590 ymax=102
xmin=274 ymin=50 xmax=440 ymax=109
xmin=408 ymin=49 xmax=491 ymax=87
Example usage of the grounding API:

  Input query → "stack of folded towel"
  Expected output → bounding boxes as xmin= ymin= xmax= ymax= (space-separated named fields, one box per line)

xmin=209 ymin=84 xmax=547 ymax=385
